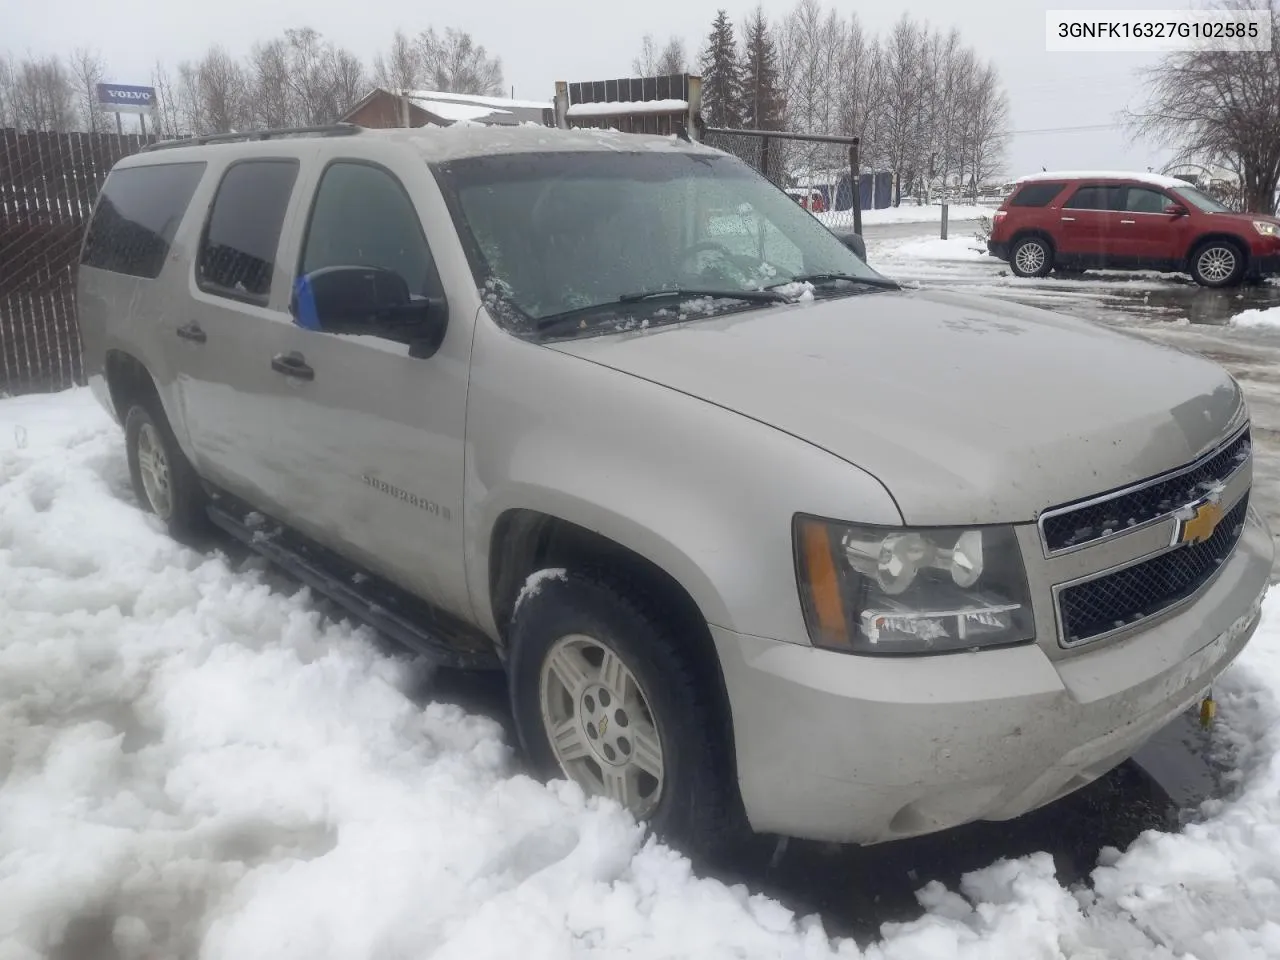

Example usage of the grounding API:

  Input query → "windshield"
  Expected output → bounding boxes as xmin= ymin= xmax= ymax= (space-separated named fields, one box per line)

xmin=431 ymin=150 xmax=888 ymax=337
xmin=1173 ymin=184 xmax=1232 ymax=214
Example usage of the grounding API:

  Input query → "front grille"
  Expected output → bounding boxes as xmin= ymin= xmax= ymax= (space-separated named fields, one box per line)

xmin=1041 ymin=429 xmax=1251 ymax=553
xmin=1058 ymin=493 xmax=1249 ymax=645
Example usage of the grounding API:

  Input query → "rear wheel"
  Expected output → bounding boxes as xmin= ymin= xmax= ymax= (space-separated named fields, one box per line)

xmin=124 ymin=401 xmax=209 ymax=543
xmin=508 ymin=570 xmax=737 ymax=852
xmin=1190 ymin=240 xmax=1245 ymax=287
xmin=1009 ymin=236 xmax=1053 ymax=278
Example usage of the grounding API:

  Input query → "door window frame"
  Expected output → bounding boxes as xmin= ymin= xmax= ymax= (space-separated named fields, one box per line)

xmin=194 ymin=156 xmax=301 ymax=307
xmin=293 ymin=157 xmax=448 ymax=330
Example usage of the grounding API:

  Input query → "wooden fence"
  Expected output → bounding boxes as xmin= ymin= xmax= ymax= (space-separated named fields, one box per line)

xmin=0 ymin=129 xmax=153 ymax=396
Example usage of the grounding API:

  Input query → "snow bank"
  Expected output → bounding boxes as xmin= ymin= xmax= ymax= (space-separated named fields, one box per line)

xmin=4 ymin=388 xmax=1280 ymax=959
xmin=1231 ymin=305 xmax=1280 ymax=329
xmin=878 ymin=236 xmax=991 ymax=262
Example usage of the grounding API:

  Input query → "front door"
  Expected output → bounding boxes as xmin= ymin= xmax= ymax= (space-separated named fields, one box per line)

xmin=259 ymin=155 xmax=474 ymax=620
xmin=1116 ymin=185 xmax=1190 ymax=266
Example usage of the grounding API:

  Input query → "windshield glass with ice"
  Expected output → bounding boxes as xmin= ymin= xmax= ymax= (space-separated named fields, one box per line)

xmin=431 ymin=150 xmax=886 ymax=335
xmin=1174 ymin=184 xmax=1233 ymax=214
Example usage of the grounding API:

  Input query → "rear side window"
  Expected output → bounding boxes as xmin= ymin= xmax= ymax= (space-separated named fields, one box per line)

xmin=81 ymin=162 xmax=206 ymax=279
xmin=1063 ymin=185 xmax=1126 ymax=210
xmin=1009 ymin=182 xmax=1065 ymax=207
xmin=197 ymin=159 xmax=299 ymax=303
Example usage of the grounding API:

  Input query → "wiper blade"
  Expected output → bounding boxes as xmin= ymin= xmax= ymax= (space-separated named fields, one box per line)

xmin=769 ymin=273 xmax=901 ymax=290
xmin=617 ymin=287 xmax=791 ymax=304
xmin=535 ymin=288 xmax=789 ymax=332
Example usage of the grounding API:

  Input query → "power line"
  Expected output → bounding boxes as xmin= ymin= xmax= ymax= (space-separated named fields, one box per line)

xmin=1007 ymin=122 xmax=1126 ymax=136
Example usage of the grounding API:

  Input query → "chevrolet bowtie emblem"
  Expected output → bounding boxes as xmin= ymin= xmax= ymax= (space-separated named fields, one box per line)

xmin=1176 ymin=501 xmax=1224 ymax=546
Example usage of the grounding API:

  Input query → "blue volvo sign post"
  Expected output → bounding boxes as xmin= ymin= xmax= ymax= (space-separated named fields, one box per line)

xmin=95 ymin=83 xmax=156 ymax=136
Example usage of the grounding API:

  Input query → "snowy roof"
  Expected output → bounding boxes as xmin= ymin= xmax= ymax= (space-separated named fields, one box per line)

xmin=372 ymin=123 xmax=716 ymax=162
xmin=413 ymin=99 xmax=510 ymax=123
xmin=1016 ymin=170 xmax=1191 ymax=190
xmin=565 ymin=98 xmax=689 ymax=118
xmin=406 ymin=89 xmax=551 ymax=112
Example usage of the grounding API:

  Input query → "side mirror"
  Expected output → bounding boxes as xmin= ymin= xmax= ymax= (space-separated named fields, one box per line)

xmin=291 ymin=265 xmax=448 ymax=359
xmin=1165 ymin=202 xmax=1189 ymax=217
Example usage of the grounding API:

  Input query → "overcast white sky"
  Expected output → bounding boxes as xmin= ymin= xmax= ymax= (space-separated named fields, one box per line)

xmin=5 ymin=0 xmax=1190 ymax=176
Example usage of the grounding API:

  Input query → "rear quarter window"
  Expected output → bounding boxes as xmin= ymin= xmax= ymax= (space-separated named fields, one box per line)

xmin=1009 ymin=182 xmax=1066 ymax=207
xmin=80 ymin=162 xmax=207 ymax=279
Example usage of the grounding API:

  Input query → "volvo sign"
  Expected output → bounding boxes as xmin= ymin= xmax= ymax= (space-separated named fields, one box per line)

xmin=95 ymin=83 xmax=156 ymax=114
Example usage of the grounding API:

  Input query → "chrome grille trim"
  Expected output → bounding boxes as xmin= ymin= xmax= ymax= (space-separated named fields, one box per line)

xmin=1038 ymin=424 xmax=1251 ymax=557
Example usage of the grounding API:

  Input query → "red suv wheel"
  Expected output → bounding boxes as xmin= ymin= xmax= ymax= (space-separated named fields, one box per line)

xmin=1010 ymin=236 xmax=1053 ymax=278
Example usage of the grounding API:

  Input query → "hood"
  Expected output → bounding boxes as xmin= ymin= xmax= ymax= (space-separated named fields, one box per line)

xmin=548 ymin=288 xmax=1247 ymax=525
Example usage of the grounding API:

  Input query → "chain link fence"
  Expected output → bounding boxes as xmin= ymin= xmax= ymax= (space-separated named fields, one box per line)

xmin=702 ymin=128 xmax=893 ymax=235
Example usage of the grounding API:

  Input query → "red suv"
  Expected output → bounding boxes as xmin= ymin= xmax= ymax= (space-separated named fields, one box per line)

xmin=987 ymin=172 xmax=1280 ymax=287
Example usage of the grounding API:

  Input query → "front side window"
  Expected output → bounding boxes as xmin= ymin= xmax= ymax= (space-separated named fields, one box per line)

xmin=431 ymin=151 xmax=889 ymax=339
xmin=197 ymin=159 xmax=299 ymax=302
xmin=81 ymin=162 xmax=206 ymax=279
xmin=1124 ymin=187 xmax=1171 ymax=213
xmin=299 ymin=161 xmax=440 ymax=300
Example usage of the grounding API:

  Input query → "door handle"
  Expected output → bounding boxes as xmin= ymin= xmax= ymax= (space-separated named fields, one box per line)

xmin=1120 ymin=219 xmax=1136 ymax=224
xmin=175 ymin=321 xmax=206 ymax=343
xmin=1060 ymin=216 xmax=1076 ymax=222
xmin=271 ymin=351 xmax=315 ymax=381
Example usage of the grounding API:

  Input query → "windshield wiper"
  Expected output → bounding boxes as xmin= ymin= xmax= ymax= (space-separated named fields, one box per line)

xmin=535 ymin=288 xmax=789 ymax=331
xmin=768 ymin=273 xmax=901 ymax=290
xmin=617 ymin=287 xmax=792 ymax=304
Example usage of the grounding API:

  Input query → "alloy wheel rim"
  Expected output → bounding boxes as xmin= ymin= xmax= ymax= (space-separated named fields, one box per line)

xmin=1015 ymin=241 xmax=1046 ymax=274
xmin=539 ymin=633 xmax=665 ymax=818
xmin=136 ymin=422 xmax=173 ymax=519
xmin=1198 ymin=247 xmax=1236 ymax=283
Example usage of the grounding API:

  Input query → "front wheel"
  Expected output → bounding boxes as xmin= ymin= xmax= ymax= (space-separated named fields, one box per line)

xmin=1009 ymin=236 xmax=1053 ymax=278
xmin=508 ymin=570 xmax=737 ymax=851
xmin=1190 ymin=240 xmax=1245 ymax=287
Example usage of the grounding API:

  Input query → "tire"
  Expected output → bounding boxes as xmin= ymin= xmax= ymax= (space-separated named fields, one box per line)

xmin=1009 ymin=235 xmax=1054 ymax=278
xmin=1190 ymin=239 xmax=1245 ymax=287
xmin=508 ymin=570 xmax=738 ymax=852
xmin=124 ymin=400 xmax=209 ymax=543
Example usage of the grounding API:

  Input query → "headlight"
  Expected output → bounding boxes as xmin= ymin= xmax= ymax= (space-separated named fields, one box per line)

xmin=793 ymin=515 xmax=1036 ymax=655
xmin=1252 ymin=221 xmax=1279 ymax=237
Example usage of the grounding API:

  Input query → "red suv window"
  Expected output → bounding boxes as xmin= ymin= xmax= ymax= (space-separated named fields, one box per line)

xmin=1062 ymin=184 xmax=1126 ymax=210
xmin=1009 ymin=182 xmax=1066 ymax=207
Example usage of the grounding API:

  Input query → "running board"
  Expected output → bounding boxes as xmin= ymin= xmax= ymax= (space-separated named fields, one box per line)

xmin=205 ymin=496 xmax=500 ymax=671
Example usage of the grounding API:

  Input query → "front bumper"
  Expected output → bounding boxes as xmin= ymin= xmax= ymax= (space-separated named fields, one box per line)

xmin=1247 ymin=253 xmax=1280 ymax=278
xmin=713 ymin=506 xmax=1272 ymax=844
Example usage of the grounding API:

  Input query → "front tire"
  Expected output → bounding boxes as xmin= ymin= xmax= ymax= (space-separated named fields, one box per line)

xmin=508 ymin=570 xmax=737 ymax=852
xmin=1190 ymin=240 xmax=1245 ymax=287
xmin=1009 ymin=235 xmax=1053 ymax=278
xmin=124 ymin=400 xmax=208 ymax=543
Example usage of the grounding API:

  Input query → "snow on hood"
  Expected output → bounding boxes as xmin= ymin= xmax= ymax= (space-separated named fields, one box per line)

xmin=550 ymin=287 xmax=1245 ymax=525
xmin=4 ymin=388 xmax=1280 ymax=959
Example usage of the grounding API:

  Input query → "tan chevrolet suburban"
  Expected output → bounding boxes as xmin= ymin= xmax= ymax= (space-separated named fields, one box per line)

xmin=77 ymin=122 xmax=1272 ymax=851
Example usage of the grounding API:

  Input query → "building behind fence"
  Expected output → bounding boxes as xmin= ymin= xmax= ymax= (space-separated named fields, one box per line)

xmin=1 ymin=128 xmax=153 ymax=395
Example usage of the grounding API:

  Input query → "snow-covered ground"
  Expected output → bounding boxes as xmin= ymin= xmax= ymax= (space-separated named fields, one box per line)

xmin=1233 ymin=306 xmax=1280 ymax=329
xmin=816 ymin=204 xmax=993 ymax=230
xmin=5 ymin=388 xmax=1280 ymax=958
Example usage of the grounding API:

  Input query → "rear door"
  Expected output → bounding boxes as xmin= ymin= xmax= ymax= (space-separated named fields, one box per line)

xmin=175 ymin=155 xmax=311 ymax=511
xmin=1057 ymin=183 xmax=1126 ymax=261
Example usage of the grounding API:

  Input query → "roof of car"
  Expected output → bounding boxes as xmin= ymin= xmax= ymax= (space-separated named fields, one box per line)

xmin=124 ymin=122 xmax=719 ymax=168
xmin=1015 ymin=170 xmax=1191 ymax=190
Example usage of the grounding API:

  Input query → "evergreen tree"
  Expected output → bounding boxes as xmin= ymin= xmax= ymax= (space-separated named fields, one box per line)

xmin=699 ymin=11 xmax=742 ymax=128
xmin=740 ymin=6 xmax=785 ymax=131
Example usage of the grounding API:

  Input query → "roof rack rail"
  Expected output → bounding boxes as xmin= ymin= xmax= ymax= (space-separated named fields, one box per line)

xmin=141 ymin=123 xmax=363 ymax=153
